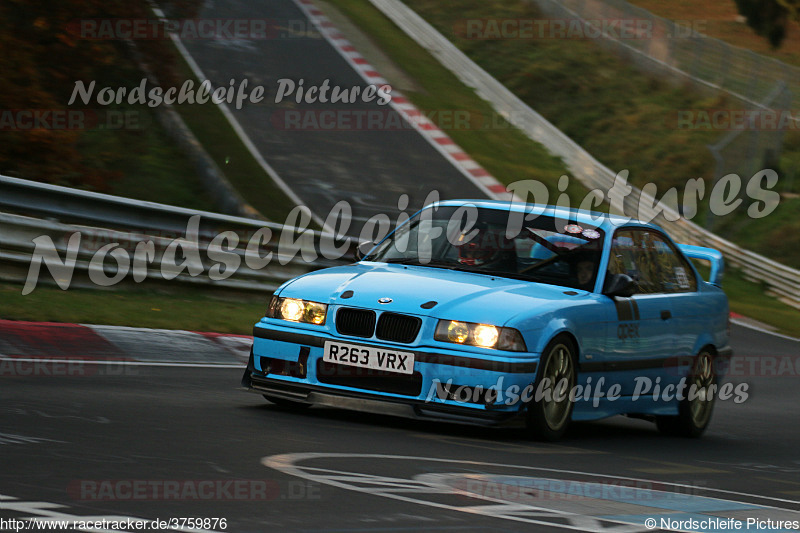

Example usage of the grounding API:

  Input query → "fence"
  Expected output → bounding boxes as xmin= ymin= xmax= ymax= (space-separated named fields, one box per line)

xmin=369 ymin=0 xmax=800 ymax=310
xmin=534 ymin=0 xmax=800 ymax=107
xmin=0 ymin=175 xmax=354 ymax=292
xmin=532 ymin=0 xmax=795 ymax=213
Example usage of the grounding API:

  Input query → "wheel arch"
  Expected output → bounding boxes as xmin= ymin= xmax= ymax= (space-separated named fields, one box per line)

xmin=534 ymin=329 xmax=581 ymax=379
xmin=691 ymin=334 xmax=718 ymax=358
xmin=528 ymin=317 xmax=581 ymax=355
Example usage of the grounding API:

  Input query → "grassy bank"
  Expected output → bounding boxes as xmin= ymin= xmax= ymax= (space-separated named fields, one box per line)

xmin=723 ymin=270 xmax=800 ymax=336
xmin=1 ymin=269 xmax=798 ymax=337
xmin=0 ymin=282 xmax=267 ymax=335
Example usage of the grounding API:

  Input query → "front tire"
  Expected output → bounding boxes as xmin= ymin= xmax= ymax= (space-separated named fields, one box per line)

xmin=656 ymin=349 xmax=716 ymax=437
xmin=526 ymin=335 xmax=577 ymax=441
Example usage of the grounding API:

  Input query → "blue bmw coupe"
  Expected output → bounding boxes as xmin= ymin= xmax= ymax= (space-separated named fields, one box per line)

xmin=242 ymin=201 xmax=732 ymax=440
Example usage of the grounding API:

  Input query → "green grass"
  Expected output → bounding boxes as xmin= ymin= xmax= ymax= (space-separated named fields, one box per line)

xmin=77 ymin=107 xmax=219 ymax=211
xmin=0 ymin=281 xmax=267 ymax=335
xmin=711 ymin=197 xmax=800 ymax=266
xmin=691 ymin=258 xmax=799 ymax=337
xmin=722 ymin=269 xmax=800 ymax=338
xmin=3 ymin=267 xmax=798 ymax=337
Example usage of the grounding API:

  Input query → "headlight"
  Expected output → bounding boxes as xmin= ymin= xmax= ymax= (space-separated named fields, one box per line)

xmin=267 ymin=296 xmax=327 ymax=325
xmin=473 ymin=324 xmax=499 ymax=347
xmin=434 ymin=320 xmax=527 ymax=352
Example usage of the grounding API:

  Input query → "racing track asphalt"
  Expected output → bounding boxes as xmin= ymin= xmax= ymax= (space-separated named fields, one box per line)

xmin=175 ymin=0 xmax=489 ymax=233
xmin=1 ymin=323 xmax=799 ymax=532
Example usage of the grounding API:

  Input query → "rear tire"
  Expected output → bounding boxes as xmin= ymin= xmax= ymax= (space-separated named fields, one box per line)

xmin=263 ymin=395 xmax=311 ymax=410
xmin=526 ymin=335 xmax=577 ymax=441
xmin=656 ymin=349 xmax=716 ymax=438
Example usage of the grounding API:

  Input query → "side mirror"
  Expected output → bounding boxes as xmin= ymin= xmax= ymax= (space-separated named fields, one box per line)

xmin=355 ymin=241 xmax=375 ymax=261
xmin=603 ymin=273 xmax=636 ymax=298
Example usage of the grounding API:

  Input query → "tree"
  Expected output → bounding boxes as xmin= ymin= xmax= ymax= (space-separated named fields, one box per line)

xmin=0 ymin=0 xmax=180 ymax=189
xmin=733 ymin=0 xmax=800 ymax=48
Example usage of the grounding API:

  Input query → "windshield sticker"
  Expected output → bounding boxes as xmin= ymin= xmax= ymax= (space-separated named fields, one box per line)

xmin=675 ymin=266 xmax=690 ymax=289
xmin=564 ymin=224 xmax=583 ymax=234
xmin=582 ymin=229 xmax=600 ymax=239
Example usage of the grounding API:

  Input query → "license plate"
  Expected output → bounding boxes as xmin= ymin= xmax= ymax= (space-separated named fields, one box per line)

xmin=323 ymin=341 xmax=415 ymax=375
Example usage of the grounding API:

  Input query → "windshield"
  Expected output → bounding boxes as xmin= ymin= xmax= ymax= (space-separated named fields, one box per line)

xmin=365 ymin=205 xmax=605 ymax=291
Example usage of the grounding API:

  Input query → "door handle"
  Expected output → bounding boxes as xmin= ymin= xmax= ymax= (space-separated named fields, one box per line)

xmin=660 ymin=310 xmax=672 ymax=320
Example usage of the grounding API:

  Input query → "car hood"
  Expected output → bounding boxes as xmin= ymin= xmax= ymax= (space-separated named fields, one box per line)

xmin=278 ymin=262 xmax=589 ymax=326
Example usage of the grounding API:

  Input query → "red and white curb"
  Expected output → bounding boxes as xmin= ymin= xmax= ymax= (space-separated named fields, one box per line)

xmin=0 ymin=320 xmax=251 ymax=368
xmin=1 ymin=312 xmax=796 ymax=371
xmin=728 ymin=313 xmax=800 ymax=342
xmin=293 ymin=0 xmax=515 ymax=201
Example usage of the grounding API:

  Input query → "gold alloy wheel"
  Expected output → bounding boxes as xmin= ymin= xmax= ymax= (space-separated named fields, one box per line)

xmin=539 ymin=340 xmax=576 ymax=433
xmin=689 ymin=350 xmax=716 ymax=429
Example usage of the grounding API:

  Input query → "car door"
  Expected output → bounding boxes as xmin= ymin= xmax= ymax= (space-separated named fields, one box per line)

xmin=646 ymin=233 xmax=702 ymax=362
xmin=603 ymin=228 xmax=676 ymax=396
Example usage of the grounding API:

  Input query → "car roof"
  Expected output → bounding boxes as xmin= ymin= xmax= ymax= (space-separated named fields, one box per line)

xmin=436 ymin=199 xmax=663 ymax=233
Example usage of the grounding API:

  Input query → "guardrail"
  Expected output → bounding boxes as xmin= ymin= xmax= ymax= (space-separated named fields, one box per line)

xmin=0 ymin=174 xmax=282 ymax=236
xmin=0 ymin=176 xmax=354 ymax=292
xmin=368 ymin=0 xmax=800 ymax=310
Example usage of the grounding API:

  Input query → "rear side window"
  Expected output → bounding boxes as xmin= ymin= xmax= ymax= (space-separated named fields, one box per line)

xmin=610 ymin=229 xmax=697 ymax=294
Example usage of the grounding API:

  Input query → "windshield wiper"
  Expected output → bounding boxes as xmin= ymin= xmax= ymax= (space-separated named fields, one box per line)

xmin=472 ymin=269 xmax=545 ymax=282
xmin=383 ymin=258 xmax=461 ymax=269
xmin=383 ymin=257 xmax=419 ymax=264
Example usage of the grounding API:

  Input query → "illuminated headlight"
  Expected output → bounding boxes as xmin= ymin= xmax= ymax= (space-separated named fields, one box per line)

xmin=267 ymin=296 xmax=327 ymax=325
xmin=434 ymin=320 xmax=527 ymax=352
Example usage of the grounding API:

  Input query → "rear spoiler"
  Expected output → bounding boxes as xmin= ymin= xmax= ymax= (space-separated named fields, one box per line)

xmin=678 ymin=244 xmax=724 ymax=287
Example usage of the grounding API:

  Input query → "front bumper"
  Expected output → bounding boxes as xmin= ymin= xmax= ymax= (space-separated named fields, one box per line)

xmin=242 ymin=322 xmax=540 ymax=428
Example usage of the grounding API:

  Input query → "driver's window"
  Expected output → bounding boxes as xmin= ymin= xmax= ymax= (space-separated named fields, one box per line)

xmin=609 ymin=229 xmax=660 ymax=294
xmin=609 ymin=231 xmax=637 ymax=278
xmin=610 ymin=229 xmax=696 ymax=294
